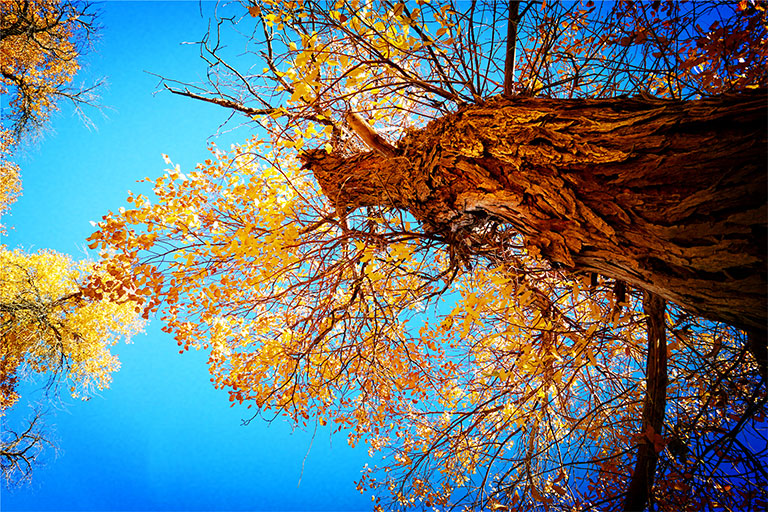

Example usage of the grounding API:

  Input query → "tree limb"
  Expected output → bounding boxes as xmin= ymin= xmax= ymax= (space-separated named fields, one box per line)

xmin=163 ymin=84 xmax=276 ymax=117
xmin=503 ymin=0 xmax=521 ymax=97
xmin=624 ymin=292 xmax=667 ymax=512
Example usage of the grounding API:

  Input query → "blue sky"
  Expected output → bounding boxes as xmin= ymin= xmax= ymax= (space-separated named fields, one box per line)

xmin=2 ymin=2 xmax=371 ymax=510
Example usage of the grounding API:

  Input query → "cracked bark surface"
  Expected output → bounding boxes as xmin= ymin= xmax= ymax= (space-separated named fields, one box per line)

xmin=301 ymin=90 xmax=767 ymax=335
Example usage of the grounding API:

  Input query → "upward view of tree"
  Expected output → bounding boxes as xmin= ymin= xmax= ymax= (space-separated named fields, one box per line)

xmin=0 ymin=1 xmax=143 ymax=489
xmin=88 ymin=1 xmax=767 ymax=510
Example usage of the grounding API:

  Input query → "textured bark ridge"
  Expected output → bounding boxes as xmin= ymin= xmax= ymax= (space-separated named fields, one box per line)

xmin=302 ymin=90 xmax=767 ymax=334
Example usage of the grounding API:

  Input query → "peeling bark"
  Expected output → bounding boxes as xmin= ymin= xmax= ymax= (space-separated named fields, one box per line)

xmin=302 ymin=90 xmax=767 ymax=336
xmin=624 ymin=292 xmax=667 ymax=512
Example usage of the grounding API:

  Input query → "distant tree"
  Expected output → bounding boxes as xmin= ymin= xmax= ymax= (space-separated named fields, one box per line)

xmin=0 ymin=131 xmax=21 ymax=234
xmin=0 ymin=0 xmax=101 ymax=229
xmin=0 ymin=248 xmax=143 ymax=488
xmin=0 ymin=249 xmax=144 ymax=410
xmin=90 ymin=1 xmax=767 ymax=510
xmin=0 ymin=0 xmax=100 ymax=137
xmin=0 ymin=0 xmax=142 ymax=490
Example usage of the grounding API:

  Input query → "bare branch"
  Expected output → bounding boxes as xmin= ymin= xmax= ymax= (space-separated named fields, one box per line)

xmin=1 ymin=410 xmax=54 ymax=488
xmin=163 ymin=83 xmax=277 ymax=117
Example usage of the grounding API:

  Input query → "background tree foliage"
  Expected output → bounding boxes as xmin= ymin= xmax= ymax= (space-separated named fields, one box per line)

xmin=89 ymin=0 xmax=767 ymax=510
xmin=0 ymin=248 xmax=144 ymax=487
xmin=0 ymin=0 xmax=100 ymax=230
xmin=0 ymin=0 xmax=142 ymax=489
xmin=0 ymin=410 xmax=52 ymax=488
xmin=0 ymin=0 xmax=99 ymax=136
xmin=0 ymin=249 xmax=143 ymax=412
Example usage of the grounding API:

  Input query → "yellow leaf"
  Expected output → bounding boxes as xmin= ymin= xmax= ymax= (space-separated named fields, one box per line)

xmin=586 ymin=348 xmax=598 ymax=367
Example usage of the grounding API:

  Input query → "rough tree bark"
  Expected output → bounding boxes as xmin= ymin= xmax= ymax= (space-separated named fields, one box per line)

xmin=302 ymin=90 xmax=767 ymax=338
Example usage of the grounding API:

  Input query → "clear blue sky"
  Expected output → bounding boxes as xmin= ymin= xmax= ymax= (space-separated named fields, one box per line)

xmin=2 ymin=2 xmax=371 ymax=510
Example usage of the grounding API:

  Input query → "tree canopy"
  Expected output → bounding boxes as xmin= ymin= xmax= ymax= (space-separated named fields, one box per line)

xmin=0 ymin=0 xmax=99 ymax=137
xmin=88 ymin=1 xmax=767 ymax=510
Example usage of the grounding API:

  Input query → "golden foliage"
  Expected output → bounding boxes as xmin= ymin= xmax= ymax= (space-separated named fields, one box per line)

xmin=0 ymin=0 xmax=92 ymax=136
xmin=0 ymin=130 xmax=22 ymax=234
xmin=0 ymin=248 xmax=144 ymax=412
xmin=0 ymin=0 xmax=97 ymax=232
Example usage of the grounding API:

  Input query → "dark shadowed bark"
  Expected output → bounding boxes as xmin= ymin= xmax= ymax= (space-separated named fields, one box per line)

xmin=301 ymin=90 xmax=767 ymax=337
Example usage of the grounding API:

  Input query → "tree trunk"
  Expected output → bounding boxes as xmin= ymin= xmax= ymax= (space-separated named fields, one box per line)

xmin=301 ymin=90 xmax=767 ymax=336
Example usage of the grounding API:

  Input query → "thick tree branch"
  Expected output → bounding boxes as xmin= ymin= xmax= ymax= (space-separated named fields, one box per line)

xmin=344 ymin=112 xmax=398 ymax=157
xmin=503 ymin=0 xmax=521 ymax=97
xmin=624 ymin=292 xmax=667 ymax=511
